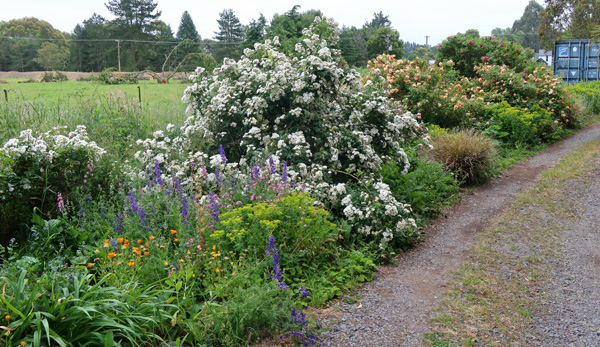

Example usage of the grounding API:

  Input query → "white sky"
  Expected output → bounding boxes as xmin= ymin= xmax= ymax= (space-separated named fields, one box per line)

xmin=1 ymin=0 xmax=538 ymax=45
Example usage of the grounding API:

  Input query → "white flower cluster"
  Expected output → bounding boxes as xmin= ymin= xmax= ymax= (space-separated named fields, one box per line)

xmin=129 ymin=17 xmax=426 ymax=248
xmin=2 ymin=125 xmax=106 ymax=162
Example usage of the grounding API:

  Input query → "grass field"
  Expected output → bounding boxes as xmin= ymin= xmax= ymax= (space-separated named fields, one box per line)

xmin=0 ymin=79 xmax=191 ymax=152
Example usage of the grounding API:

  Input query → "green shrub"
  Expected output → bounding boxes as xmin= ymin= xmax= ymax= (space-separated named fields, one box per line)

xmin=381 ymin=148 xmax=460 ymax=223
xmin=436 ymin=34 xmax=533 ymax=77
xmin=567 ymin=82 xmax=600 ymax=115
xmin=425 ymin=128 xmax=497 ymax=185
xmin=209 ymin=192 xmax=338 ymax=262
xmin=0 ymin=126 xmax=112 ymax=244
xmin=41 ymin=71 xmax=68 ymax=82
xmin=471 ymin=64 xmax=576 ymax=126
xmin=98 ymin=68 xmax=138 ymax=85
xmin=478 ymin=102 xmax=566 ymax=146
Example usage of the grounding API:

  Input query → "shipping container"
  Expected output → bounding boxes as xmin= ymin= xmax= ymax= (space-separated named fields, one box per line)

xmin=554 ymin=39 xmax=600 ymax=83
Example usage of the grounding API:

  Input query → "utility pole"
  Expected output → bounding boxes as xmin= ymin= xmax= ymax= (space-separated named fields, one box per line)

xmin=425 ymin=36 xmax=430 ymax=47
xmin=116 ymin=40 xmax=121 ymax=72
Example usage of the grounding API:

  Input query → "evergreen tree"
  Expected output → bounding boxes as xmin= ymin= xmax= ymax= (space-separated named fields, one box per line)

xmin=339 ymin=26 xmax=368 ymax=67
xmin=266 ymin=6 xmax=322 ymax=54
xmin=213 ymin=9 xmax=244 ymax=62
xmin=177 ymin=10 xmax=200 ymax=42
xmin=364 ymin=11 xmax=391 ymax=30
xmin=68 ymin=14 xmax=115 ymax=72
xmin=105 ymin=0 xmax=162 ymax=70
xmin=243 ymin=13 xmax=267 ymax=49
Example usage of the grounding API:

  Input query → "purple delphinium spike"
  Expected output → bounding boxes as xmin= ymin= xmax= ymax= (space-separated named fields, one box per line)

xmin=265 ymin=236 xmax=287 ymax=289
xmin=209 ymin=192 xmax=220 ymax=222
xmin=250 ymin=165 xmax=260 ymax=181
xmin=269 ymin=156 xmax=276 ymax=174
xmin=282 ymin=161 xmax=287 ymax=182
xmin=219 ymin=144 xmax=227 ymax=163
xmin=215 ymin=168 xmax=222 ymax=185
xmin=154 ymin=160 xmax=164 ymax=186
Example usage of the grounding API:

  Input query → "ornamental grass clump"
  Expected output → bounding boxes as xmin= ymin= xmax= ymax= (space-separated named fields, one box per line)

xmin=425 ymin=128 xmax=497 ymax=185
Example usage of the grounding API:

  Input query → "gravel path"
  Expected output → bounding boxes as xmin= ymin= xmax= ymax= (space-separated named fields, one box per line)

xmin=323 ymin=122 xmax=600 ymax=347
xmin=529 ymin=166 xmax=600 ymax=346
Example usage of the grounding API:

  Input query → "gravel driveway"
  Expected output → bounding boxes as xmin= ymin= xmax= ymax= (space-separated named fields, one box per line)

xmin=323 ymin=122 xmax=600 ymax=347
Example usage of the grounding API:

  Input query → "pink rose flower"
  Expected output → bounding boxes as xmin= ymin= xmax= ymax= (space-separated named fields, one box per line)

xmin=468 ymin=40 xmax=473 ymax=45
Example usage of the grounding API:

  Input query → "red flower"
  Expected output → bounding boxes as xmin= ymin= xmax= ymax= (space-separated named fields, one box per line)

xmin=468 ymin=40 xmax=473 ymax=45
xmin=480 ymin=43 xmax=484 ymax=47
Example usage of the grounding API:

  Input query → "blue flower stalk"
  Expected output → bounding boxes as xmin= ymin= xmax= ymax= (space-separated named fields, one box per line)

xmin=265 ymin=236 xmax=287 ymax=289
xmin=209 ymin=192 xmax=220 ymax=222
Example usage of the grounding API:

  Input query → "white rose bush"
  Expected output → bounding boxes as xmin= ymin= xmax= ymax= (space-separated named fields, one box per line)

xmin=133 ymin=17 xmax=427 ymax=251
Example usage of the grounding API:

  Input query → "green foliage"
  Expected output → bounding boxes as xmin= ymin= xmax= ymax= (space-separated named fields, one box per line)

xmin=567 ymin=81 xmax=600 ymax=115
xmin=436 ymin=35 xmax=533 ymax=77
xmin=0 ymin=144 xmax=111 ymax=244
xmin=366 ymin=27 xmax=404 ymax=60
xmin=478 ymin=102 xmax=566 ymax=146
xmin=33 ymin=42 xmax=70 ymax=71
xmin=40 ymin=71 xmax=68 ymax=82
xmin=511 ymin=0 xmax=544 ymax=51
xmin=0 ymin=18 xmax=67 ymax=72
xmin=425 ymin=129 xmax=498 ymax=185
xmin=539 ymin=0 xmax=600 ymax=46
xmin=381 ymin=149 xmax=460 ymax=223
xmin=0 ymin=269 xmax=172 ymax=346
xmin=265 ymin=6 xmax=322 ymax=54
xmin=209 ymin=193 xmax=337 ymax=261
xmin=98 ymin=68 xmax=138 ymax=84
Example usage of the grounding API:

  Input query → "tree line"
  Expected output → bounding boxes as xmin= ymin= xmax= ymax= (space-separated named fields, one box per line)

xmin=0 ymin=0 xmax=594 ymax=73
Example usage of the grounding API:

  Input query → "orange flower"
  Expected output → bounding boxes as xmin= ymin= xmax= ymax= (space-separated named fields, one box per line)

xmin=108 ymin=252 xmax=116 ymax=259
xmin=127 ymin=261 xmax=136 ymax=266
xmin=144 ymin=252 xmax=150 ymax=256
xmin=170 ymin=229 xmax=177 ymax=234
xmin=117 ymin=237 xmax=124 ymax=243
xmin=136 ymin=250 xmax=141 ymax=256
xmin=87 ymin=263 xmax=94 ymax=268
xmin=173 ymin=238 xmax=179 ymax=242
xmin=5 ymin=315 xmax=10 ymax=320
xmin=163 ymin=261 xmax=168 ymax=265
xmin=212 ymin=245 xmax=216 ymax=251
xmin=149 ymin=235 xmax=155 ymax=240
xmin=137 ymin=239 xmax=142 ymax=244
xmin=215 ymin=268 xmax=220 ymax=273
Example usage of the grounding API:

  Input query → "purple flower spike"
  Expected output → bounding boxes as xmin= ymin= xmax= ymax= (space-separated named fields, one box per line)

xmin=219 ymin=144 xmax=227 ymax=163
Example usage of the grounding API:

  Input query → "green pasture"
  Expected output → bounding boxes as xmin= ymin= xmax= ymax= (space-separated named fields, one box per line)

xmin=0 ymin=79 xmax=191 ymax=151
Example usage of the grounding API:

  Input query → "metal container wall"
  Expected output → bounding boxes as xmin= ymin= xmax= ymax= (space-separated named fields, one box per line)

xmin=554 ymin=39 xmax=600 ymax=83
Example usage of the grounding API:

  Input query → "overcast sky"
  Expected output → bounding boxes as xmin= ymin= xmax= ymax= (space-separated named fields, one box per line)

xmin=2 ymin=0 xmax=538 ymax=45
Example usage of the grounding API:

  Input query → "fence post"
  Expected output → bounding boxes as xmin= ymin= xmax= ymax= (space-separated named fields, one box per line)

xmin=3 ymin=89 xmax=7 ymax=103
xmin=137 ymin=86 xmax=141 ymax=105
